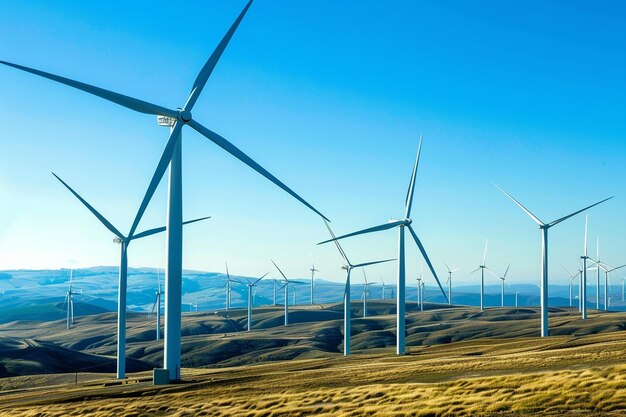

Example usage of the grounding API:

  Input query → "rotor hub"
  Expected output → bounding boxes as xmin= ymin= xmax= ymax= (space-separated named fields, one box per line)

xmin=178 ymin=110 xmax=192 ymax=123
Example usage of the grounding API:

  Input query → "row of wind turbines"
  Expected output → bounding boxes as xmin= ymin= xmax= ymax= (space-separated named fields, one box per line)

xmin=1 ymin=0 xmax=617 ymax=382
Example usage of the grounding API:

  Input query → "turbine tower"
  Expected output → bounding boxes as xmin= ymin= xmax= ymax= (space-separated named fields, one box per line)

xmin=223 ymin=263 xmax=237 ymax=311
xmin=561 ymin=265 xmax=580 ymax=308
xmin=380 ymin=278 xmax=387 ymax=300
xmin=581 ymin=216 xmax=591 ymax=319
xmin=492 ymin=264 xmax=511 ymax=307
xmin=471 ymin=239 xmax=490 ymax=312
xmin=272 ymin=261 xmax=296 ymax=326
xmin=52 ymin=173 xmax=209 ymax=379
xmin=150 ymin=269 xmax=165 ymax=340
xmin=318 ymin=137 xmax=447 ymax=355
xmin=2 ymin=0 xmax=328 ymax=382
xmin=416 ymin=275 xmax=422 ymax=310
xmin=495 ymin=184 xmax=611 ymax=337
xmin=444 ymin=263 xmax=458 ymax=306
xmin=323 ymin=221 xmax=394 ymax=355
xmin=590 ymin=260 xmax=626 ymax=311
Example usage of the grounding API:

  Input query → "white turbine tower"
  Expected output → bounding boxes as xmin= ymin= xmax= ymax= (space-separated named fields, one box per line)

xmin=590 ymin=261 xmax=626 ymax=311
xmin=471 ymin=239 xmax=491 ymax=312
xmin=272 ymin=261 xmax=295 ymax=326
xmin=561 ymin=265 xmax=580 ymax=308
xmin=380 ymin=278 xmax=387 ymax=300
xmin=322 ymin=221 xmax=394 ymax=356
xmin=595 ymin=238 xmax=602 ymax=310
xmin=244 ymin=273 xmax=268 ymax=331
xmin=150 ymin=269 xmax=165 ymax=340
xmin=416 ymin=275 xmax=422 ymax=310
xmin=495 ymin=184 xmax=611 ymax=337
xmin=2 ymin=1 xmax=328 ymax=382
xmin=52 ymin=173 xmax=209 ymax=379
xmin=318 ymin=137 xmax=447 ymax=355
xmin=490 ymin=264 xmax=511 ymax=307
xmin=444 ymin=262 xmax=458 ymax=306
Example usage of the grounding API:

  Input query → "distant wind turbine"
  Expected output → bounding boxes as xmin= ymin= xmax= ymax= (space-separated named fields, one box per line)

xmin=150 ymin=269 xmax=165 ymax=340
xmin=243 ymin=273 xmax=268 ymax=331
xmin=490 ymin=264 xmax=511 ymax=308
xmin=590 ymin=260 xmax=626 ymax=311
xmin=271 ymin=261 xmax=294 ymax=326
xmin=318 ymin=137 xmax=447 ymax=355
xmin=310 ymin=258 xmax=319 ymax=305
xmin=361 ymin=269 xmax=376 ymax=318
xmin=494 ymin=184 xmax=611 ymax=337
xmin=3 ymin=0 xmax=328 ymax=381
xmin=380 ymin=278 xmax=387 ymax=300
xmin=52 ymin=173 xmax=209 ymax=379
xmin=62 ymin=269 xmax=76 ymax=330
xmin=223 ymin=263 xmax=237 ymax=311
xmin=323 ymin=221 xmax=394 ymax=355
xmin=471 ymin=239 xmax=491 ymax=312
xmin=444 ymin=263 xmax=458 ymax=306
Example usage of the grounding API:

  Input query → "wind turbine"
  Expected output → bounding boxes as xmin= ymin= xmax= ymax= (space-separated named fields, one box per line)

xmin=150 ymin=269 xmax=165 ymax=340
xmin=380 ymin=278 xmax=387 ymax=300
xmin=495 ymin=184 xmax=611 ymax=337
xmin=443 ymin=263 xmax=458 ymax=306
xmin=318 ymin=137 xmax=447 ymax=355
xmin=492 ymin=264 xmax=511 ymax=308
xmin=323 ymin=221 xmax=394 ymax=355
xmin=244 ymin=273 xmax=268 ymax=331
xmin=590 ymin=260 xmax=626 ymax=311
xmin=271 ymin=261 xmax=294 ymax=326
xmin=361 ymin=269 xmax=376 ymax=318
xmin=223 ymin=263 xmax=237 ymax=311
xmin=272 ymin=278 xmax=284 ymax=307
xmin=471 ymin=239 xmax=490 ymax=312
xmin=62 ymin=269 xmax=76 ymax=330
xmin=310 ymin=258 xmax=319 ymax=305
xmin=561 ymin=265 xmax=580 ymax=308
xmin=52 ymin=173 xmax=209 ymax=379
xmin=2 ymin=1 xmax=328 ymax=382
xmin=513 ymin=289 xmax=519 ymax=307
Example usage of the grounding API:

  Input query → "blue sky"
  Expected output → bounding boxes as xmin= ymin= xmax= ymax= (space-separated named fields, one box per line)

xmin=0 ymin=1 xmax=625 ymax=288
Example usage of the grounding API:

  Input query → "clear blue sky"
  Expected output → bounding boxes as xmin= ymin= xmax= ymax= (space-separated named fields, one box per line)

xmin=0 ymin=1 xmax=625 ymax=288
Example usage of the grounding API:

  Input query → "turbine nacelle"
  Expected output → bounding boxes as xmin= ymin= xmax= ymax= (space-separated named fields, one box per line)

xmin=389 ymin=218 xmax=411 ymax=226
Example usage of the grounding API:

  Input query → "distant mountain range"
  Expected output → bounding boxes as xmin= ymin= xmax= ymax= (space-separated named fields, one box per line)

xmin=0 ymin=267 xmax=623 ymax=323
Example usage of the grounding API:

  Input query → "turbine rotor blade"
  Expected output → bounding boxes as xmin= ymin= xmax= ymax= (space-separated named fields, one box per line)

xmin=483 ymin=239 xmax=489 ymax=265
xmin=52 ymin=173 xmax=125 ymax=240
xmin=404 ymin=135 xmax=422 ymax=218
xmin=318 ymin=220 xmax=405 ymax=245
xmin=253 ymin=273 xmax=269 ymax=285
xmin=271 ymin=260 xmax=288 ymax=281
xmin=353 ymin=259 xmax=396 ymax=269
xmin=493 ymin=183 xmax=544 ymax=226
xmin=548 ymin=197 xmax=613 ymax=228
xmin=127 ymin=122 xmax=183 ymax=239
xmin=189 ymin=119 xmax=329 ymax=221
xmin=407 ymin=225 xmax=448 ymax=303
xmin=608 ymin=264 xmax=626 ymax=273
xmin=0 ymin=61 xmax=178 ymax=118
xmin=503 ymin=263 xmax=511 ymax=278
xmin=324 ymin=220 xmax=350 ymax=266
xmin=131 ymin=216 xmax=211 ymax=240
xmin=183 ymin=0 xmax=254 ymax=111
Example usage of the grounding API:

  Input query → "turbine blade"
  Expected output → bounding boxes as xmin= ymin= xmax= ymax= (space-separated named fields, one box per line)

xmin=151 ymin=295 xmax=158 ymax=314
xmin=404 ymin=135 xmax=422 ymax=218
xmin=318 ymin=220 xmax=405 ymax=245
xmin=0 ymin=61 xmax=178 ymax=118
xmin=183 ymin=0 xmax=254 ymax=111
xmin=561 ymin=263 xmax=573 ymax=278
xmin=493 ymin=183 xmax=544 ymax=226
xmin=407 ymin=225 xmax=448 ymax=303
xmin=226 ymin=262 xmax=230 ymax=281
xmin=128 ymin=122 xmax=183 ymax=239
xmin=503 ymin=263 xmax=511 ymax=278
xmin=253 ymin=273 xmax=268 ymax=285
xmin=271 ymin=260 xmax=288 ymax=281
xmin=52 ymin=173 xmax=125 ymax=240
xmin=353 ymin=259 xmax=396 ymax=269
xmin=444 ymin=262 xmax=451 ymax=272
xmin=470 ymin=267 xmax=481 ymax=274
xmin=189 ymin=119 xmax=329 ymax=221
xmin=483 ymin=239 xmax=489 ymax=265
xmin=548 ymin=197 xmax=613 ymax=228
xmin=323 ymin=220 xmax=350 ymax=266
xmin=609 ymin=264 xmax=626 ymax=273
xmin=132 ymin=216 xmax=211 ymax=240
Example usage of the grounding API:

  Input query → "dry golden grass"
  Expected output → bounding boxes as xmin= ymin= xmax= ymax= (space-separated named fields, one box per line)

xmin=2 ymin=328 xmax=626 ymax=416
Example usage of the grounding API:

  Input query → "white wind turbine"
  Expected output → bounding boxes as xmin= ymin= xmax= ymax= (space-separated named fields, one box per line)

xmin=361 ymin=269 xmax=376 ymax=318
xmin=416 ymin=274 xmax=425 ymax=312
xmin=52 ymin=173 xmax=209 ymax=379
xmin=309 ymin=261 xmax=319 ymax=305
xmin=2 ymin=0 xmax=327 ymax=381
xmin=471 ymin=239 xmax=491 ymax=312
xmin=495 ymin=184 xmax=611 ymax=337
xmin=243 ymin=273 xmax=268 ymax=331
xmin=223 ymin=263 xmax=238 ymax=311
xmin=444 ymin=262 xmax=458 ymax=306
xmin=318 ymin=137 xmax=447 ymax=355
xmin=323 ymin=221 xmax=394 ymax=355
xmin=272 ymin=278 xmax=284 ymax=307
xmin=590 ymin=260 xmax=626 ymax=311
xmin=595 ymin=238 xmax=602 ymax=310
xmin=271 ymin=261 xmax=298 ymax=326
xmin=150 ymin=269 xmax=165 ymax=340
xmin=490 ymin=264 xmax=511 ymax=308
xmin=62 ymin=269 xmax=76 ymax=330
xmin=561 ymin=265 xmax=580 ymax=308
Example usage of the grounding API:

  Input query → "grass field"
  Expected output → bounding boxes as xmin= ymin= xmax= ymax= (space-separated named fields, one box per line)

xmin=1 ymin=306 xmax=626 ymax=416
